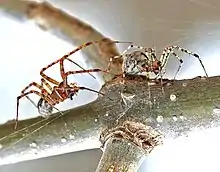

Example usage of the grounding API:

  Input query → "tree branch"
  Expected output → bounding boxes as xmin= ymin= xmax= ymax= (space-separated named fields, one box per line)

xmin=0 ymin=75 xmax=219 ymax=165
xmin=96 ymin=120 xmax=163 ymax=172
xmin=0 ymin=0 xmax=122 ymax=82
xmin=95 ymin=138 xmax=146 ymax=172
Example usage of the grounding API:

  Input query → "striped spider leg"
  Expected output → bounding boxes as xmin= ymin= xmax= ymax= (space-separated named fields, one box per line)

xmin=40 ymin=38 xmax=132 ymax=88
xmin=158 ymin=45 xmax=208 ymax=80
xmin=16 ymin=68 xmax=113 ymax=130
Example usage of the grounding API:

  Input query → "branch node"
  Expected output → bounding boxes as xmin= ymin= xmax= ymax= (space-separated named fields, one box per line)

xmin=100 ymin=120 xmax=164 ymax=154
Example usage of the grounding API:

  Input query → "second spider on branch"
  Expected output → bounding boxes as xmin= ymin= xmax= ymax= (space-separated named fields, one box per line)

xmin=107 ymin=44 xmax=209 ymax=80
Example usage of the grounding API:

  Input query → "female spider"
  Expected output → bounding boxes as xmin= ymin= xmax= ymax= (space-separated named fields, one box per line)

xmin=107 ymin=44 xmax=208 ymax=80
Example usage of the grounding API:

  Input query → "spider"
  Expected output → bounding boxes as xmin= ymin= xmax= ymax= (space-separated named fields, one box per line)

xmin=16 ymin=68 xmax=112 ymax=130
xmin=107 ymin=44 xmax=208 ymax=80
xmin=25 ymin=59 xmax=96 ymax=117
xmin=16 ymin=39 xmax=132 ymax=129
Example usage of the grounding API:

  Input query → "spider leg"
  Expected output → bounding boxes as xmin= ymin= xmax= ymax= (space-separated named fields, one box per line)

xmin=37 ymin=82 xmax=64 ymax=117
xmin=40 ymin=57 xmax=89 ymax=85
xmin=158 ymin=66 xmax=165 ymax=95
xmin=55 ymin=85 xmax=112 ymax=101
xmin=64 ymin=68 xmax=114 ymax=87
xmin=159 ymin=47 xmax=183 ymax=79
xmin=54 ymin=86 xmax=76 ymax=100
xmin=38 ymin=78 xmax=62 ymax=115
xmin=160 ymin=46 xmax=208 ymax=78
xmin=78 ymin=86 xmax=113 ymax=101
xmin=175 ymin=46 xmax=208 ymax=77
xmin=40 ymin=56 xmax=95 ymax=86
xmin=21 ymin=82 xmax=50 ymax=95
xmin=41 ymin=78 xmax=53 ymax=92
xmin=159 ymin=47 xmax=172 ymax=69
xmin=40 ymin=39 xmax=131 ymax=85
xmin=64 ymin=68 xmax=112 ymax=82
xmin=171 ymin=52 xmax=183 ymax=80
xmin=153 ymin=66 xmax=165 ymax=95
xmin=40 ymin=59 xmax=61 ymax=85
xmin=65 ymin=58 xmax=96 ymax=79
xmin=58 ymin=41 xmax=103 ymax=80
xmin=16 ymin=89 xmax=53 ymax=130
xmin=54 ymin=67 xmax=111 ymax=100
xmin=60 ymin=40 xmax=131 ymax=80
xmin=146 ymin=71 xmax=152 ymax=103
xmin=24 ymin=79 xmax=53 ymax=113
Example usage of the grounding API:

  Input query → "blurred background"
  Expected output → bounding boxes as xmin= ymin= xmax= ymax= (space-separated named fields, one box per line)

xmin=0 ymin=0 xmax=220 ymax=171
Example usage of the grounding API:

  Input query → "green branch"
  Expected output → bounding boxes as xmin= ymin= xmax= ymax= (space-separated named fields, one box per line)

xmin=0 ymin=75 xmax=219 ymax=165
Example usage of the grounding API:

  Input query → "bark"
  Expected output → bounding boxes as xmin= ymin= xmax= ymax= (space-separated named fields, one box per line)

xmin=0 ymin=0 xmax=122 ymax=82
xmin=95 ymin=138 xmax=146 ymax=172
xmin=96 ymin=120 xmax=163 ymax=172
xmin=0 ymin=75 xmax=220 ymax=165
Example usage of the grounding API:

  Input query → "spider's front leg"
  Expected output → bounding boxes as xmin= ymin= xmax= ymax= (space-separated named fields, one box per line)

xmin=64 ymin=68 xmax=113 ymax=83
xmin=41 ymin=39 xmax=131 ymax=86
xmin=40 ymin=43 xmax=98 ymax=86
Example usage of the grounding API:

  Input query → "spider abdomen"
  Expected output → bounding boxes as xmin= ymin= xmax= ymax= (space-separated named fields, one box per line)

xmin=122 ymin=51 xmax=149 ymax=75
xmin=37 ymin=98 xmax=53 ymax=118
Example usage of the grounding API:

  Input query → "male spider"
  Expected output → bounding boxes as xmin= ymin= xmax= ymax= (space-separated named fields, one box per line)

xmin=107 ymin=44 xmax=208 ymax=80
xmin=16 ymin=39 xmax=131 ymax=129
xmin=16 ymin=68 xmax=112 ymax=130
